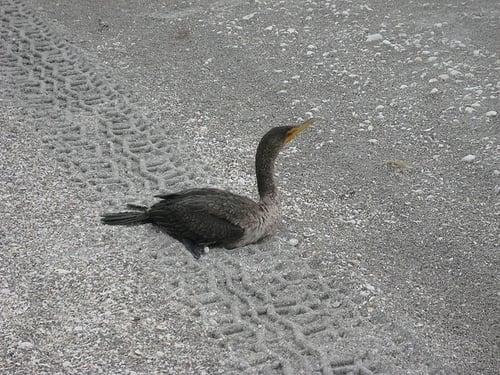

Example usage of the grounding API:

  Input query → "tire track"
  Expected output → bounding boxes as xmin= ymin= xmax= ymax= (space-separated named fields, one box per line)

xmin=0 ymin=0 xmax=204 ymax=198
xmin=171 ymin=253 xmax=389 ymax=374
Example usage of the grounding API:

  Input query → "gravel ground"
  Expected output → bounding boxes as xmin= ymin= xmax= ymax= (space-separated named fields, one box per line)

xmin=1 ymin=0 xmax=499 ymax=374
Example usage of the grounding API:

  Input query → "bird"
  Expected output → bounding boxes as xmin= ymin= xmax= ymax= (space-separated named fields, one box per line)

xmin=101 ymin=119 xmax=312 ymax=259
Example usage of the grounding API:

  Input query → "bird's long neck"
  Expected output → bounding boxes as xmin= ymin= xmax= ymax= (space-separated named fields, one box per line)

xmin=255 ymin=140 xmax=280 ymax=204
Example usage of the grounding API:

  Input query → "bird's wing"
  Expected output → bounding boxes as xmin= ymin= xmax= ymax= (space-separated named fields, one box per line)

xmin=149 ymin=191 xmax=261 ymax=245
xmin=154 ymin=188 xmax=259 ymax=225
xmin=154 ymin=188 xmax=235 ymax=201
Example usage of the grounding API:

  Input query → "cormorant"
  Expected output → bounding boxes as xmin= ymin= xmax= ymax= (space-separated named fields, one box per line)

xmin=101 ymin=120 xmax=312 ymax=258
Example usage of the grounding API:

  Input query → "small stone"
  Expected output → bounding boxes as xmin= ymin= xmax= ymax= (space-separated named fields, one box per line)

xmin=438 ymin=74 xmax=449 ymax=81
xmin=55 ymin=268 xmax=71 ymax=275
xmin=461 ymin=154 xmax=476 ymax=163
xmin=464 ymin=107 xmax=474 ymax=113
xmin=242 ymin=12 xmax=256 ymax=20
xmin=18 ymin=342 xmax=34 ymax=350
xmin=366 ymin=33 xmax=383 ymax=42
xmin=430 ymin=88 xmax=439 ymax=94
xmin=203 ymin=246 xmax=210 ymax=254
xmin=485 ymin=111 xmax=497 ymax=117
xmin=494 ymin=185 xmax=500 ymax=194
xmin=368 ymin=139 xmax=378 ymax=144
xmin=365 ymin=283 xmax=376 ymax=292
xmin=332 ymin=300 xmax=342 ymax=308
xmin=288 ymin=238 xmax=299 ymax=246
xmin=493 ymin=170 xmax=500 ymax=176
xmin=62 ymin=361 xmax=71 ymax=368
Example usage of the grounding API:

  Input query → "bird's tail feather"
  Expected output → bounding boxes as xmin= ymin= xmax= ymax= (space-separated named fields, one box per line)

xmin=101 ymin=211 xmax=150 ymax=226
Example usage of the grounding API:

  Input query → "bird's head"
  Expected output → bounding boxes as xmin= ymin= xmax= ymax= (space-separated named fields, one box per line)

xmin=260 ymin=119 xmax=314 ymax=151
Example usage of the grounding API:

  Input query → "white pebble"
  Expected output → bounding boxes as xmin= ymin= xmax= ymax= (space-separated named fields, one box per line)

xmin=461 ymin=154 xmax=476 ymax=163
xmin=464 ymin=107 xmax=474 ymax=113
xmin=485 ymin=111 xmax=497 ymax=117
xmin=242 ymin=12 xmax=256 ymax=20
xmin=203 ymin=246 xmax=210 ymax=254
xmin=288 ymin=238 xmax=299 ymax=246
xmin=430 ymin=88 xmax=439 ymax=94
xmin=368 ymin=139 xmax=378 ymax=144
xmin=438 ymin=74 xmax=449 ymax=81
xmin=494 ymin=185 xmax=500 ymax=194
xmin=493 ymin=170 xmax=500 ymax=176
xmin=18 ymin=342 xmax=34 ymax=350
xmin=375 ymin=105 xmax=384 ymax=111
xmin=427 ymin=56 xmax=438 ymax=62
xmin=366 ymin=33 xmax=383 ymax=42
xmin=365 ymin=283 xmax=376 ymax=292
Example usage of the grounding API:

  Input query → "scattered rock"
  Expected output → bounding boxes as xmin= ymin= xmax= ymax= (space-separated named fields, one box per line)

xmin=368 ymin=139 xmax=378 ymax=144
xmin=366 ymin=33 xmax=383 ymax=42
xmin=485 ymin=111 xmax=497 ymax=117
xmin=365 ymin=283 xmax=376 ymax=292
xmin=461 ymin=154 xmax=476 ymax=163
xmin=387 ymin=159 xmax=410 ymax=172
xmin=242 ymin=12 xmax=256 ymax=20
xmin=288 ymin=238 xmax=299 ymax=246
xmin=18 ymin=342 xmax=34 ymax=350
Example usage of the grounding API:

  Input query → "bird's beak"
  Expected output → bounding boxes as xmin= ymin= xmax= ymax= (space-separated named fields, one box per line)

xmin=285 ymin=118 xmax=314 ymax=144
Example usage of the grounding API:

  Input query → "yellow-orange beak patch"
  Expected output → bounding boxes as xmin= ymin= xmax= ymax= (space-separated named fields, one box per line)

xmin=285 ymin=118 xmax=314 ymax=144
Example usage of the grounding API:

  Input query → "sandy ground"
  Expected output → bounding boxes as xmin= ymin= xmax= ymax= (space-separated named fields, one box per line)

xmin=1 ymin=0 xmax=499 ymax=373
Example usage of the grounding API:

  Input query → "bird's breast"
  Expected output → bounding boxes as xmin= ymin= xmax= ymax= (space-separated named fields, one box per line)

xmin=231 ymin=203 xmax=281 ymax=248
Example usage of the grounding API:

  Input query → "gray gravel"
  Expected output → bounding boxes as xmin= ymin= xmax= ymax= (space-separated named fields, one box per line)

xmin=2 ymin=0 xmax=499 ymax=374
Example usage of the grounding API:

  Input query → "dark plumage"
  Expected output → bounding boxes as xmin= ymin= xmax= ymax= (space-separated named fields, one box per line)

xmin=101 ymin=120 xmax=312 ymax=258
